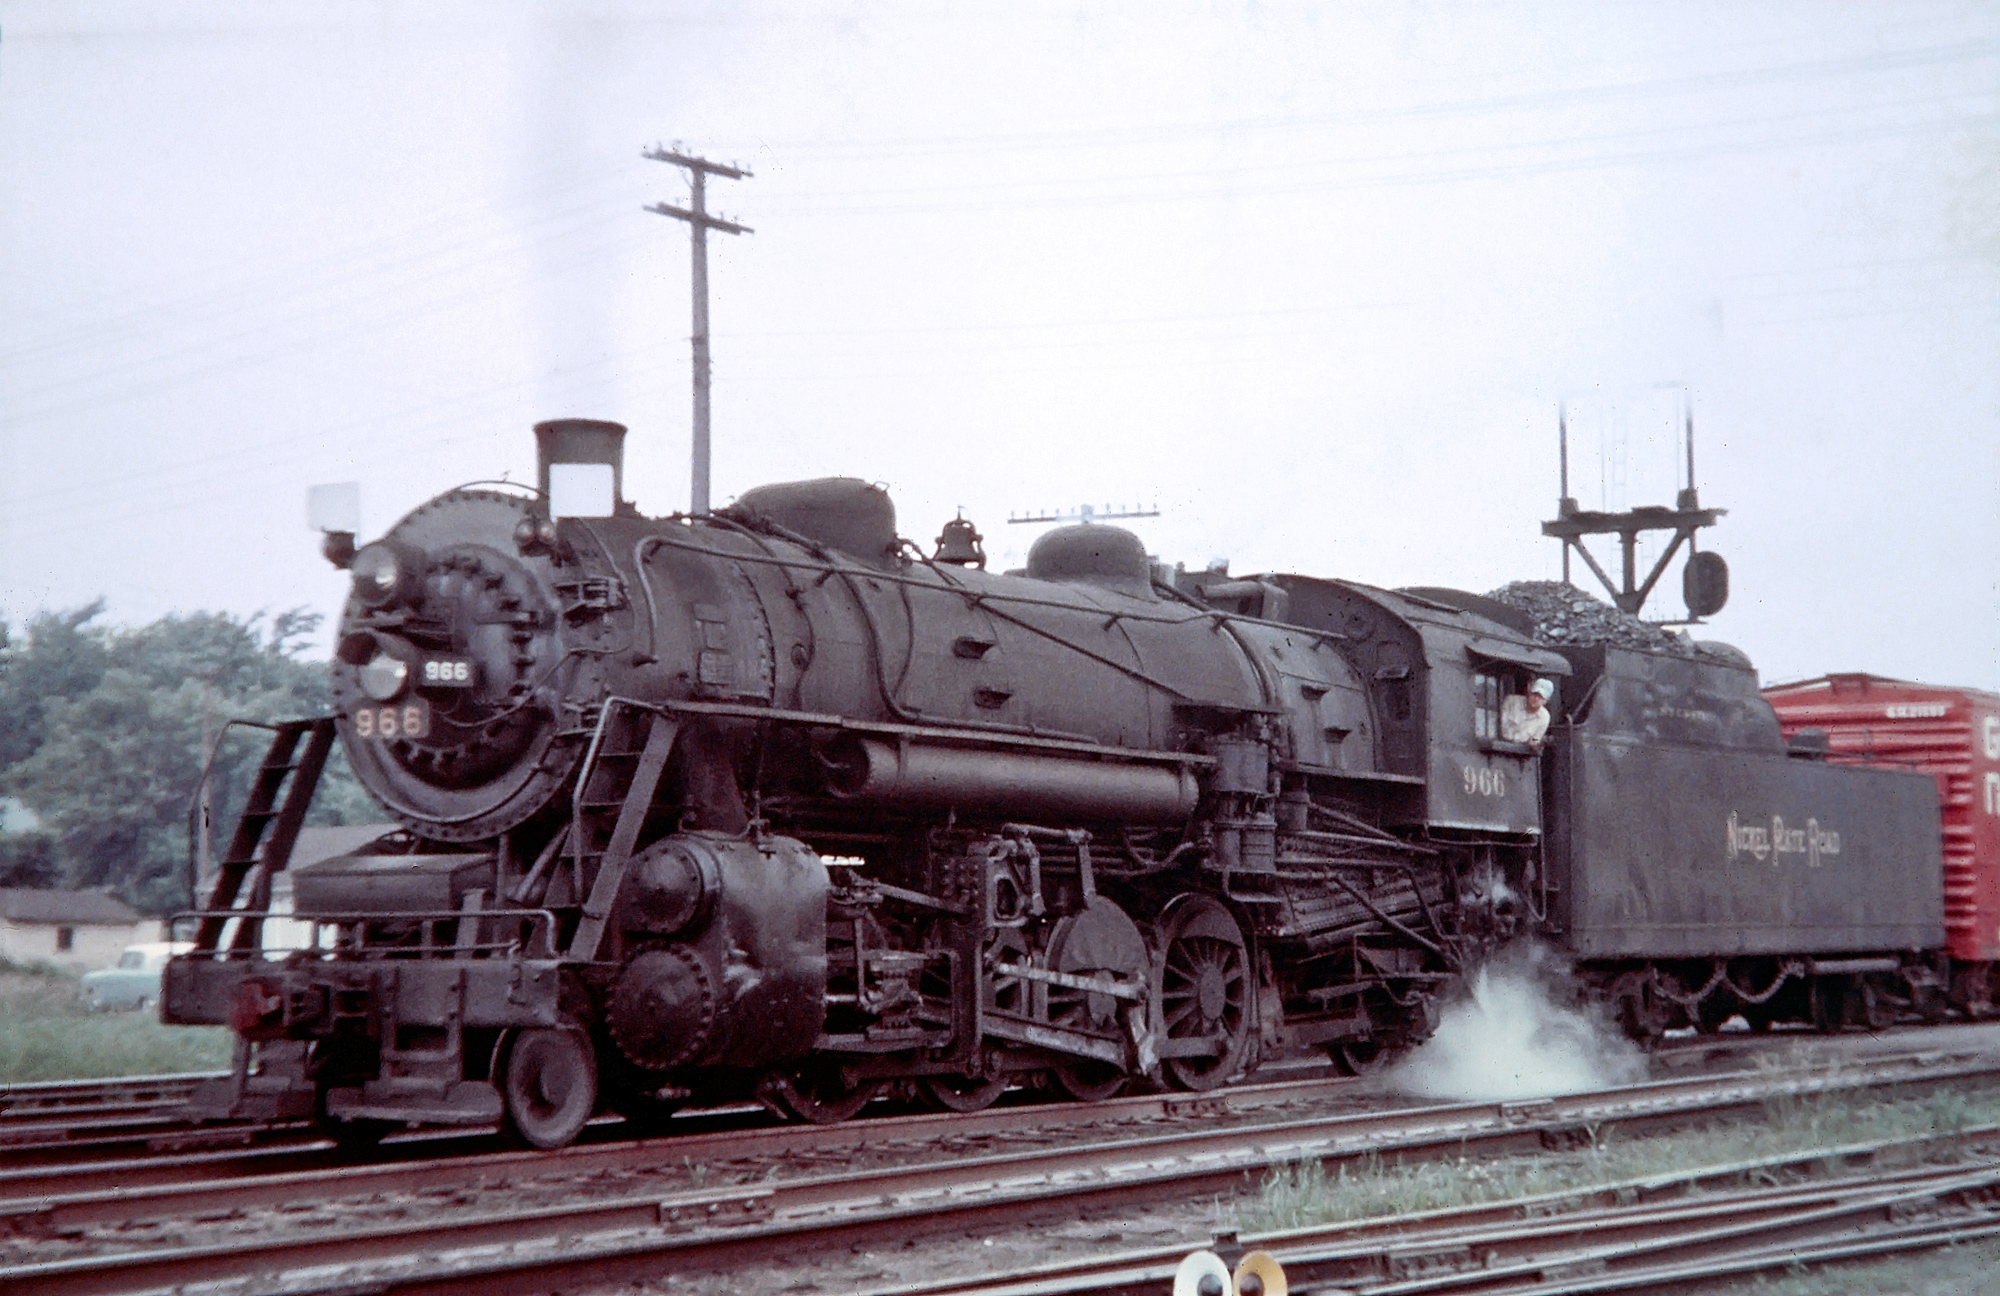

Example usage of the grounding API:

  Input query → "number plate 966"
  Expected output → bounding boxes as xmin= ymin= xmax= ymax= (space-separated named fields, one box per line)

xmin=422 ymin=657 xmax=475 ymax=687
xmin=354 ymin=701 xmax=430 ymax=740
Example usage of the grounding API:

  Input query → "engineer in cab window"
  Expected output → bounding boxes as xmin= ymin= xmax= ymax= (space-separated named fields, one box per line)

xmin=1500 ymin=678 xmax=1555 ymax=748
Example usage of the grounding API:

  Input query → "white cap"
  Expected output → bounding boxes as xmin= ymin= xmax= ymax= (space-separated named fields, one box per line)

xmin=1530 ymin=678 xmax=1555 ymax=699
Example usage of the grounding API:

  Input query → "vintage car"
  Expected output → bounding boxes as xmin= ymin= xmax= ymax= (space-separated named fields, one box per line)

xmin=82 ymin=942 xmax=192 ymax=1011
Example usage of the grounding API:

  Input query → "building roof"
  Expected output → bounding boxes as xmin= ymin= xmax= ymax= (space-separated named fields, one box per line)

xmin=0 ymin=888 xmax=144 ymax=926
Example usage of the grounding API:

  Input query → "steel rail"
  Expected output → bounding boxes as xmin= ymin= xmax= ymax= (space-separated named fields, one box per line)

xmin=2 ymin=1051 xmax=1991 ymax=1296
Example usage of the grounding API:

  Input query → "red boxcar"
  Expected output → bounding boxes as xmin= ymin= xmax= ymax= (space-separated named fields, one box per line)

xmin=1764 ymin=674 xmax=2000 ymax=1008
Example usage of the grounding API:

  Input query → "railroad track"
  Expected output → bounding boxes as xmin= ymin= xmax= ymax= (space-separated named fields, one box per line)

xmin=0 ymin=1072 xmax=1358 ymax=1206
xmin=0 ymin=1024 xmax=1867 ymax=1165
xmin=0 ymin=1071 xmax=222 ymax=1129
xmin=2 ymin=1048 xmax=1991 ymax=1296
xmin=0 ymin=1071 xmax=279 ymax=1159
xmin=866 ymin=1123 xmax=2000 ymax=1295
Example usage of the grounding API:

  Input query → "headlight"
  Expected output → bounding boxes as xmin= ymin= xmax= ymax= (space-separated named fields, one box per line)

xmin=351 ymin=541 xmax=425 ymax=608
xmin=359 ymin=653 xmax=411 ymax=701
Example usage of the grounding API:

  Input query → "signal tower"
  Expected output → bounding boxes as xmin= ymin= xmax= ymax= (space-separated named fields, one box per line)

xmin=1543 ymin=396 xmax=1729 ymax=623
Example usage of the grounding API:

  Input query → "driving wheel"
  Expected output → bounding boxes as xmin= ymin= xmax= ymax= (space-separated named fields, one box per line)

xmin=1157 ymin=896 xmax=1252 ymax=1092
xmin=502 ymin=1022 xmax=598 ymax=1149
xmin=1044 ymin=898 xmax=1149 ymax=1104
xmin=1049 ymin=1058 xmax=1127 ymax=1103
xmin=918 ymin=1072 xmax=1009 ymax=1113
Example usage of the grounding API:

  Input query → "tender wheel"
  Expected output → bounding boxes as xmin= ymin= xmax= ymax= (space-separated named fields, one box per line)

xmin=1612 ymin=971 xmax=1670 ymax=1043
xmin=1857 ymin=979 xmax=1895 ymax=1032
xmin=1157 ymin=897 xmax=1253 ymax=1092
xmin=1328 ymin=1039 xmax=1393 ymax=1077
xmin=918 ymin=1073 xmax=1009 ymax=1113
xmin=1694 ymin=995 xmax=1736 ymax=1034
xmin=502 ymin=1024 xmax=598 ymax=1149
xmin=769 ymin=1064 xmax=883 ymax=1125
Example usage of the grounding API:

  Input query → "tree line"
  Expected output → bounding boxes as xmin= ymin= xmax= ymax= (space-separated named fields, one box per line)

xmin=0 ymin=603 xmax=376 ymax=914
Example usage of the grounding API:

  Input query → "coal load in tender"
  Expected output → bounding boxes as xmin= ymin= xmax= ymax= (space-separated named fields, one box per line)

xmin=1485 ymin=580 xmax=1721 ymax=658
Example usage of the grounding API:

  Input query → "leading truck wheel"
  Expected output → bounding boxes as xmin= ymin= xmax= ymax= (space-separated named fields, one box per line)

xmin=502 ymin=1024 xmax=598 ymax=1149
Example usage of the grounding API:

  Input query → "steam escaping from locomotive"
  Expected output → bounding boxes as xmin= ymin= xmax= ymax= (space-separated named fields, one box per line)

xmin=1385 ymin=944 xmax=1645 ymax=1102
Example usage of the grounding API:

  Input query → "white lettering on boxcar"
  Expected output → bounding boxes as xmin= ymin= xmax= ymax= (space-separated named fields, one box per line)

xmin=1886 ymin=703 xmax=1948 ymax=719
xmin=1987 ymin=771 xmax=2000 ymax=817
xmin=1984 ymin=715 xmax=1999 ymax=761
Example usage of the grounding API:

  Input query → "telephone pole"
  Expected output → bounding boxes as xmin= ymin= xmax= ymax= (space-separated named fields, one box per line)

xmin=644 ymin=144 xmax=752 ymax=515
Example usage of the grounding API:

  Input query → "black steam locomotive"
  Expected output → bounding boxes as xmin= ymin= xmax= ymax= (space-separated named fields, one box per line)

xmin=165 ymin=420 xmax=1944 ymax=1147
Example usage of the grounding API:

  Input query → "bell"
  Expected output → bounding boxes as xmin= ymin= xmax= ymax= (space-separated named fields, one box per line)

xmin=933 ymin=514 xmax=986 ymax=568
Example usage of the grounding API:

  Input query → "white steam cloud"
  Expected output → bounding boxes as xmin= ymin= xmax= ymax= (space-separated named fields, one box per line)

xmin=1385 ymin=943 xmax=1647 ymax=1101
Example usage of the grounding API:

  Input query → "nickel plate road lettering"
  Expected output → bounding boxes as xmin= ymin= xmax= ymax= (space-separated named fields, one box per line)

xmin=1727 ymin=811 xmax=1842 ymax=867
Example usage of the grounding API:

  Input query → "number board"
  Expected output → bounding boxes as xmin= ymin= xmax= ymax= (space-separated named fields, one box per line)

xmin=353 ymin=700 xmax=430 ymax=741
xmin=421 ymin=657 xmax=476 ymax=688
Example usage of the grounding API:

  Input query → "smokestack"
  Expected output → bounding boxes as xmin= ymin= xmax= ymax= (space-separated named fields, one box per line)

xmin=534 ymin=418 xmax=627 ymax=513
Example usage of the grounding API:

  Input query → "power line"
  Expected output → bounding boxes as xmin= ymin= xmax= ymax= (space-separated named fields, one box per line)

xmin=699 ymin=35 xmax=2000 ymax=160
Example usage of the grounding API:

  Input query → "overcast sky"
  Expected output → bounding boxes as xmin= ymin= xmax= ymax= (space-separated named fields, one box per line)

xmin=2 ymin=1 xmax=1995 ymax=691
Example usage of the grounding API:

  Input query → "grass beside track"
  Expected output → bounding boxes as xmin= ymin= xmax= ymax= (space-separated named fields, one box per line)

xmin=0 ymin=958 xmax=231 ymax=1082
xmin=1246 ymin=1066 xmax=2000 ymax=1231
xmin=1241 ymin=1059 xmax=2000 ymax=1295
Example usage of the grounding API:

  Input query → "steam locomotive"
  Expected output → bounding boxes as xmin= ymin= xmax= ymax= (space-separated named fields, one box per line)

xmin=164 ymin=419 xmax=1953 ymax=1148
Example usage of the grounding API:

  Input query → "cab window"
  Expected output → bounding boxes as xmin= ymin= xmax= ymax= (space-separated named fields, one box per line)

xmin=118 ymin=949 xmax=145 ymax=969
xmin=1472 ymin=672 xmax=1502 ymax=740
